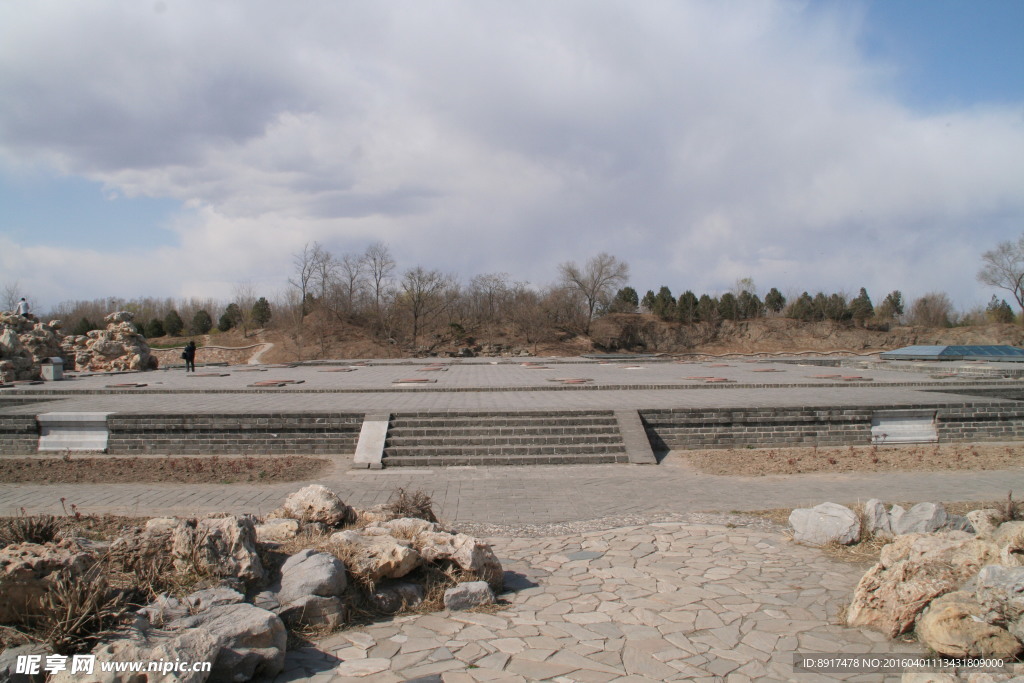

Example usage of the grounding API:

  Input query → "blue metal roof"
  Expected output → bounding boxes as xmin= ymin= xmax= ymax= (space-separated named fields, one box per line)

xmin=880 ymin=345 xmax=1024 ymax=361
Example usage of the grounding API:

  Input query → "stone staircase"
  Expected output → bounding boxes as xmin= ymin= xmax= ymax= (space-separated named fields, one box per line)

xmin=381 ymin=411 xmax=630 ymax=466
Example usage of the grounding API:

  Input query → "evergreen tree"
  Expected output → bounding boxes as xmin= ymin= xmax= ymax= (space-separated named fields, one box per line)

xmin=849 ymin=288 xmax=874 ymax=324
xmin=986 ymin=295 xmax=1015 ymax=324
xmin=640 ymin=290 xmax=656 ymax=313
xmin=190 ymin=309 xmax=213 ymax=335
xmin=764 ymin=288 xmax=786 ymax=314
xmin=737 ymin=290 xmax=763 ymax=319
xmin=145 ymin=318 xmax=165 ymax=338
xmin=718 ymin=292 xmax=738 ymax=321
xmin=786 ymin=292 xmax=815 ymax=321
xmin=877 ymin=290 xmax=905 ymax=321
xmin=677 ymin=291 xmax=698 ymax=324
xmin=609 ymin=287 xmax=639 ymax=313
xmin=824 ymin=293 xmax=850 ymax=321
xmin=164 ymin=310 xmax=184 ymax=337
xmin=252 ymin=297 xmax=272 ymax=326
xmin=217 ymin=313 xmax=234 ymax=332
xmin=652 ymin=286 xmax=676 ymax=320
xmin=695 ymin=294 xmax=719 ymax=323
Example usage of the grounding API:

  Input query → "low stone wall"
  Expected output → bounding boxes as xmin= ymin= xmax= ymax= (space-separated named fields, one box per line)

xmin=0 ymin=415 xmax=40 ymax=454
xmin=640 ymin=407 xmax=873 ymax=450
xmin=641 ymin=402 xmax=1024 ymax=450
xmin=106 ymin=413 xmax=363 ymax=455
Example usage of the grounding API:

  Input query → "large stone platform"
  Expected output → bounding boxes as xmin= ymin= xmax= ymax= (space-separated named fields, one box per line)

xmin=2 ymin=355 xmax=1024 ymax=466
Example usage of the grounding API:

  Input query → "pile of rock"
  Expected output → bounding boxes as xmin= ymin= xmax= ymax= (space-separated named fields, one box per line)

xmin=0 ymin=312 xmax=65 ymax=382
xmin=789 ymin=500 xmax=972 ymax=547
xmin=0 ymin=485 xmax=502 ymax=682
xmin=60 ymin=311 xmax=156 ymax=372
xmin=792 ymin=500 xmax=1024 ymax=661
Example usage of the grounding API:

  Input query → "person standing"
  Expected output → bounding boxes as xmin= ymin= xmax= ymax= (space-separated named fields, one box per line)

xmin=183 ymin=340 xmax=197 ymax=373
xmin=15 ymin=298 xmax=29 ymax=318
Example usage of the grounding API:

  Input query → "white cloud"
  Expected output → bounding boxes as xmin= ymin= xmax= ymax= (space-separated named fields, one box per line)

xmin=0 ymin=0 xmax=1022 ymax=311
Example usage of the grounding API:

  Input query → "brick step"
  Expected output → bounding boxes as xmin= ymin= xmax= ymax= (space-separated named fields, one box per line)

xmin=382 ymin=452 xmax=630 ymax=467
xmin=388 ymin=416 xmax=617 ymax=429
xmin=385 ymin=434 xmax=625 ymax=448
xmin=383 ymin=443 xmax=627 ymax=458
xmin=391 ymin=410 xmax=616 ymax=418
xmin=386 ymin=425 xmax=621 ymax=438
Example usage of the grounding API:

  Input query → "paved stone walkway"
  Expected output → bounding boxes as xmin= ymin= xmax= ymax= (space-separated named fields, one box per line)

xmin=7 ymin=459 xmax=1022 ymax=681
xmin=274 ymin=518 xmax=918 ymax=682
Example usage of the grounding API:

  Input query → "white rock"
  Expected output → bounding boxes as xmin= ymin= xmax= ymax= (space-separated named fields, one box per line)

xmin=255 ymin=518 xmax=301 ymax=543
xmin=967 ymin=509 xmax=1003 ymax=539
xmin=789 ymin=503 xmax=861 ymax=546
xmin=444 ymin=581 xmax=495 ymax=610
xmin=893 ymin=502 xmax=948 ymax=535
xmin=273 ymin=485 xmax=354 ymax=527
xmin=278 ymin=594 xmax=345 ymax=629
xmin=863 ymin=499 xmax=892 ymax=538
xmin=278 ymin=549 xmax=347 ymax=604
xmin=169 ymin=603 xmax=286 ymax=682
xmin=330 ymin=530 xmax=420 ymax=582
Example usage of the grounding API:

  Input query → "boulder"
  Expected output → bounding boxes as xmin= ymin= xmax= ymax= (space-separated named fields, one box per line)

xmin=847 ymin=532 xmax=999 ymax=637
xmin=57 ymin=311 xmax=155 ymax=373
xmin=272 ymin=485 xmax=355 ymax=527
xmin=788 ymin=503 xmax=861 ymax=546
xmin=277 ymin=549 xmax=347 ymax=604
xmin=967 ymin=509 xmax=1004 ymax=539
xmin=415 ymin=531 xmax=504 ymax=592
xmin=916 ymin=591 xmax=1022 ymax=659
xmin=144 ymin=517 xmax=180 ymax=534
xmin=48 ymin=626 xmax=222 ymax=683
xmin=863 ymin=499 xmax=892 ymax=538
xmin=138 ymin=587 xmax=245 ymax=627
xmin=170 ymin=516 xmax=265 ymax=584
xmin=893 ymin=502 xmax=948 ymax=535
xmin=975 ymin=565 xmax=1024 ymax=640
xmin=0 ymin=643 xmax=48 ymax=682
xmin=372 ymin=581 xmax=425 ymax=614
xmin=0 ymin=540 xmax=96 ymax=623
xmin=444 ymin=581 xmax=495 ymax=610
xmin=255 ymin=518 xmax=300 ymax=543
xmin=994 ymin=522 xmax=1024 ymax=566
xmin=278 ymin=594 xmax=345 ymax=629
xmin=330 ymin=530 xmax=420 ymax=582
xmin=168 ymin=603 xmax=286 ymax=682
xmin=0 ymin=313 xmax=66 ymax=381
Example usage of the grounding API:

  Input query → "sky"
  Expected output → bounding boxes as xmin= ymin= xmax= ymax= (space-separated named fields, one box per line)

xmin=1 ymin=0 xmax=1023 ymax=314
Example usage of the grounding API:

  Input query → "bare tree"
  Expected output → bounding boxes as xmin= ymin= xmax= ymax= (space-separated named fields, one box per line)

xmin=289 ymin=242 xmax=330 ymax=318
xmin=2 ymin=281 xmax=22 ymax=312
xmin=558 ymin=253 xmax=630 ymax=335
xmin=364 ymin=242 xmax=396 ymax=319
xmin=396 ymin=267 xmax=455 ymax=348
xmin=907 ymin=292 xmax=955 ymax=328
xmin=335 ymin=252 xmax=366 ymax=319
xmin=979 ymin=236 xmax=1024 ymax=316
xmin=232 ymin=280 xmax=258 ymax=338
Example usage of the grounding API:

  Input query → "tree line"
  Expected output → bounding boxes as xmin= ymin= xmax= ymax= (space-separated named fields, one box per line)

xmin=10 ymin=233 xmax=1024 ymax=354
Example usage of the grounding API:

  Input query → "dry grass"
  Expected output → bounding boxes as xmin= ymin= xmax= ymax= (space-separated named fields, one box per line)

xmin=684 ymin=442 xmax=1024 ymax=477
xmin=382 ymin=488 xmax=439 ymax=523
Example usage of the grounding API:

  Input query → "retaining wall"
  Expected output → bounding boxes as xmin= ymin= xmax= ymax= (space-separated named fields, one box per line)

xmin=105 ymin=413 xmax=363 ymax=455
xmin=0 ymin=415 xmax=41 ymax=454
xmin=640 ymin=403 xmax=1024 ymax=450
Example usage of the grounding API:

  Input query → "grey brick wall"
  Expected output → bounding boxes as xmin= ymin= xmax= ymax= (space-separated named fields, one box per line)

xmin=106 ymin=413 xmax=362 ymax=455
xmin=641 ymin=403 xmax=1024 ymax=450
xmin=0 ymin=415 xmax=41 ymax=455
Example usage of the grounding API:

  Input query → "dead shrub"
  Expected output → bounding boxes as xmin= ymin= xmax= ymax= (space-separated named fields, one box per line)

xmin=383 ymin=488 xmax=438 ymax=522
xmin=1001 ymin=490 xmax=1023 ymax=523
xmin=39 ymin=564 xmax=131 ymax=655
xmin=1 ymin=514 xmax=60 ymax=546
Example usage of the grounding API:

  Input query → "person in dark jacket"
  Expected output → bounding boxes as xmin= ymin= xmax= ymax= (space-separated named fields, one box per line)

xmin=183 ymin=340 xmax=197 ymax=373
